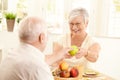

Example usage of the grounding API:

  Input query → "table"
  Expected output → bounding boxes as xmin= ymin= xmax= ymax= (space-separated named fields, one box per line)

xmin=53 ymin=69 xmax=115 ymax=80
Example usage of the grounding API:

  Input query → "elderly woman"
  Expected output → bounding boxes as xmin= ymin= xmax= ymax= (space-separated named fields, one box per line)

xmin=64 ymin=8 xmax=101 ymax=67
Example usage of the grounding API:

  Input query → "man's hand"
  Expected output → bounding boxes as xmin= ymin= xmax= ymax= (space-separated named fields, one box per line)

xmin=46 ymin=45 xmax=71 ymax=66
xmin=54 ymin=47 xmax=71 ymax=61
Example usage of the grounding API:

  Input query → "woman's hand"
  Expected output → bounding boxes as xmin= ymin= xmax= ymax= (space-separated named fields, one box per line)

xmin=75 ymin=47 xmax=87 ymax=59
xmin=85 ymin=43 xmax=101 ymax=62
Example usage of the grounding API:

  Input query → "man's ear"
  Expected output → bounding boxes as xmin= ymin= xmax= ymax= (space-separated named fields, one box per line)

xmin=39 ymin=33 xmax=45 ymax=43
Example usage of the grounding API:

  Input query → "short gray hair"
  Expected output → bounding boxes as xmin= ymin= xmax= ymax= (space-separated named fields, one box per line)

xmin=69 ymin=8 xmax=89 ymax=23
xmin=18 ymin=16 xmax=47 ymax=43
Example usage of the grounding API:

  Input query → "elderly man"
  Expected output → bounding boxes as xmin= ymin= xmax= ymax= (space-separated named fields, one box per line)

xmin=0 ymin=16 xmax=69 ymax=80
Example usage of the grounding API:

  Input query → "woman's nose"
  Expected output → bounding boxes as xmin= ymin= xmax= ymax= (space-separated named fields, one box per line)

xmin=72 ymin=25 xmax=78 ymax=30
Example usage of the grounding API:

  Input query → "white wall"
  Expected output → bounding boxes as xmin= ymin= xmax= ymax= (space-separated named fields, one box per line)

xmin=90 ymin=37 xmax=120 ymax=80
xmin=0 ymin=32 xmax=19 ymax=60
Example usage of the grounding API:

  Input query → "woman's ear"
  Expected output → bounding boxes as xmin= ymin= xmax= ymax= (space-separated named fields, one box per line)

xmin=39 ymin=33 xmax=45 ymax=43
xmin=85 ymin=20 xmax=89 ymax=28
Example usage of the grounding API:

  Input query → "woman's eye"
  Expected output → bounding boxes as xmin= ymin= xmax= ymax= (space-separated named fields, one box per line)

xmin=76 ymin=23 xmax=79 ymax=25
xmin=70 ymin=23 xmax=73 ymax=25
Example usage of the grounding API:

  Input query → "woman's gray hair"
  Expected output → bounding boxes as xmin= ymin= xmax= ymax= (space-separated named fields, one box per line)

xmin=69 ymin=8 xmax=89 ymax=23
xmin=18 ymin=16 xmax=47 ymax=43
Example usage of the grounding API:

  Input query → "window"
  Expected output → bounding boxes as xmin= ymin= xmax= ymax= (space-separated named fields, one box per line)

xmin=0 ymin=0 xmax=8 ymax=11
xmin=44 ymin=0 xmax=93 ymax=34
xmin=45 ymin=0 xmax=64 ymax=28
xmin=92 ymin=0 xmax=120 ymax=38
xmin=108 ymin=0 xmax=120 ymax=37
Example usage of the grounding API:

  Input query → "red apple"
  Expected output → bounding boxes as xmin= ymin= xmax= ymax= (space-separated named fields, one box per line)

xmin=70 ymin=67 xmax=79 ymax=77
xmin=60 ymin=70 xmax=70 ymax=78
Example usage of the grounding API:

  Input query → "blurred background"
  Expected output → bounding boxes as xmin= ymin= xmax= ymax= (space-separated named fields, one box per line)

xmin=0 ymin=0 xmax=120 ymax=79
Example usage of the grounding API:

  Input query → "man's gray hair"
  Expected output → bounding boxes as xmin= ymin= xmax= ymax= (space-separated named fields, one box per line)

xmin=69 ymin=8 xmax=89 ymax=23
xmin=18 ymin=16 xmax=47 ymax=43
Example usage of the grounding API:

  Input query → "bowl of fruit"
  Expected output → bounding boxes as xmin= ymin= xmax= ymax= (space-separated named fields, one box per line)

xmin=52 ymin=61 xmax=83 ymax=80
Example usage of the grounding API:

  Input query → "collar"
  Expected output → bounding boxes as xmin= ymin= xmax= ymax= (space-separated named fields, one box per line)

xmin=19 ymin=42 xmax=45 ymax=60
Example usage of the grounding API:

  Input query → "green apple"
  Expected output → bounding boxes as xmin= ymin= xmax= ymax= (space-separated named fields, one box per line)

xmin=69 ymin=45 xmax=79 ymax=56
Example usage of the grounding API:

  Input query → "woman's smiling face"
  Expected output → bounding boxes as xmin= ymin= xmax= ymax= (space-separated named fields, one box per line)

xmin=69 ymin=15 xmax=87 ymax=35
